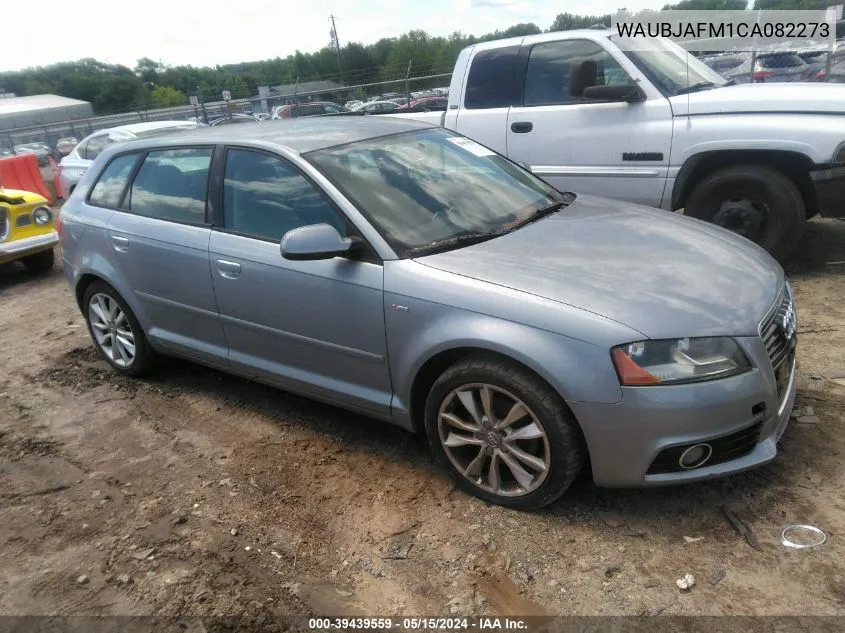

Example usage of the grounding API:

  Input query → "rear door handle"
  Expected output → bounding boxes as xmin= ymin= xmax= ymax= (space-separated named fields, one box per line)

xmin=111 ymin=235 xmax=129 ymax=252
xmin=510 ymin=121 xmax=533 ymax=133
xmin=216 ymin=259 xmax=242 ymax=279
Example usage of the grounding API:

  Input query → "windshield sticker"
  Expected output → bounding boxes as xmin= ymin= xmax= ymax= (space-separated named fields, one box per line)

xmin=446 ymin=137 xmax=495 ymax=157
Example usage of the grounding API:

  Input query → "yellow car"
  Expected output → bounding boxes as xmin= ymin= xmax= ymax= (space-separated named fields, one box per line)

xmin=0 ymin=188 xmax=58 ymax=273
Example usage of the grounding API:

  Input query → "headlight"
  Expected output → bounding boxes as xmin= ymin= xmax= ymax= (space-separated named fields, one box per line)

xmin=611 ymin=337 xmax=751 ymax=386
xmin=33 ymin=206 xmax=52 ymax=225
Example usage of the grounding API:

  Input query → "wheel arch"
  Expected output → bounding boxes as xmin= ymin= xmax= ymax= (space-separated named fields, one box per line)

xmin=408 ymin=346 xmax=589 ymax=459
xmin=672 ymin=150 xmax=818 ymax=218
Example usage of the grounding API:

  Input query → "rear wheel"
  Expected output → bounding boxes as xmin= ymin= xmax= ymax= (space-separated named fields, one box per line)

xmin=424 ymin=354 xmax=584 ymax=510
xmin=684 ymin=165 xmax=805 ymax=262
xmin=82 ymin=281 xmax=157 ymax=376
xmin=21 ymin=249 xmax=55 ymax=273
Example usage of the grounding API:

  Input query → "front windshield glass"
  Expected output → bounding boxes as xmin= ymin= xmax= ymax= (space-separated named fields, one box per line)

xmin=614 ymin=36 xmax=727 ymax=96
xmin=307 ymin=128 xmax=567 ymax=257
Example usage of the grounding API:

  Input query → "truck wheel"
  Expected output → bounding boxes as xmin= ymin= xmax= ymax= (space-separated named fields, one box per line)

xmin=21 ymin=249 xmax=55 ymax=273
xmin=424 ymin=354 xmax=584 ymax=510
xmin=684 ymin=165 xmax=805 ymax=262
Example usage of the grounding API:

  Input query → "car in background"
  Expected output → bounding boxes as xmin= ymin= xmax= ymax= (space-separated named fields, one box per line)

xmin=59 ymin=118 xmax=795 ymax=510
xmin=796 ymin=50 xmax=828 ymax=76
xmin=815 ymin=48 xmax=845 ymax=82
xmin=700 ymin=51 xmax=813 ymax=83
xmin=353 ymin=100 xmax=400 ymax=114
xmin=209 ymin=114 xmax=261 ymax=126
xmin=55 ymin=137 xmax=79 ymax=158
xmin=14 ymin=143 xmax=51 ymax=166
xmin=0 ymin=186 xmax=58 ymax=273
xmin=0 ymin=147 xmax=14 ymax=158
xmin=271 ymin=102 xmax=350 ymax=119
xmin=397 ymin=96 xmax=448 ymax=111
xmin=345 ymin=100 xmax=364 ymax=110
xmin=58 ymin=120 xmax=203 ymax=198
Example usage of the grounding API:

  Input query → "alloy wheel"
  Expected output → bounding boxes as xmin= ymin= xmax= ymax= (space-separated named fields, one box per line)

xmin=88 ymin=293 xmax=136 ymax=368
xmin=437 ymin=383 xmax=551 ymax=497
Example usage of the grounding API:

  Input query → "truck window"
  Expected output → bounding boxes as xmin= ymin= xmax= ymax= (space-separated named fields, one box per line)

xmin=523 ymin=39 xmax=631 ymax=107
xmin=465 ymin=46 xmax=520 ymax=109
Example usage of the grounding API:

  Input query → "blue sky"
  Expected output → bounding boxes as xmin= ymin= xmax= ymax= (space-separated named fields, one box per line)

xmin=4 ymin=0 xmax=663 ymax=71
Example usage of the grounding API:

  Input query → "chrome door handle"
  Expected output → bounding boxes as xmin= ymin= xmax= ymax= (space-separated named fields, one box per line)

xmin=111 ymin=235 xmax=129 ymax=252
xmin=216 ymin=259 xmax=241 ymax=279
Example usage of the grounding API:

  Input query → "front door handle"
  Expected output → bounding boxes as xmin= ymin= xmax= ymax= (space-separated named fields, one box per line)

xmin=510 ymin=121 xmax=533 ymax=133
xmin=111 ymin=235 xmax=129 ymax=252
xmin=216 ymin=259 xmax=242 ymax=279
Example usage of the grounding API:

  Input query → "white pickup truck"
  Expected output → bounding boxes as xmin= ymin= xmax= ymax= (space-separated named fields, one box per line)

xmin=388 ymin=29 xmax=845 ymax=261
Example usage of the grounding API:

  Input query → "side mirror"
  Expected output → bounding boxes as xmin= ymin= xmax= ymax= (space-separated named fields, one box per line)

xmin=281 ymin=223 xmax=356 ymax=261
xmin=582 ymin=84 xmax=646 ymax=103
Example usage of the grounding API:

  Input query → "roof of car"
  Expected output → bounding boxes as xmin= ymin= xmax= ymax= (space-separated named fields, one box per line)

xmin=125 ymin=116 xmax=435 ymax=154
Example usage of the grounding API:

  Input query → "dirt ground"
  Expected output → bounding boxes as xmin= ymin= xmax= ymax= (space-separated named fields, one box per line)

xmin=1 ymin=217 xmax=844 ymax=627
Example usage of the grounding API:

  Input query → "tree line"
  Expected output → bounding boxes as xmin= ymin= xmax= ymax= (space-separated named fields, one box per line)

xmin=0 ymin=0 xmax=832 ymax=115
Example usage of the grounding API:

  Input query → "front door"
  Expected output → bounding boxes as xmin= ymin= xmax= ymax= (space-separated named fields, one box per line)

xmin=208 ymin=147 xmax=392 ymax=418
xmin=505 ymin=38 xmax=673 ymax=208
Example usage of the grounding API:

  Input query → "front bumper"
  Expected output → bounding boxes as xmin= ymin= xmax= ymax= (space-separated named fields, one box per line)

xmin=0 ymin=231 xmax=59 ymax=263
xmin=809 ymin=165 xmax=845 ymax=218
xmin=569 ymin=335 xmax=796 ymax=487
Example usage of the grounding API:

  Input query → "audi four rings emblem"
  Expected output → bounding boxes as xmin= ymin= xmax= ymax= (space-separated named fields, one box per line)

xmin=781 ymin=302 xmax=797 ymax=341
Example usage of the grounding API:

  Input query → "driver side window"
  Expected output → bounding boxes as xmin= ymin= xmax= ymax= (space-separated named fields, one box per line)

xmin=523 ymin=39 xmax=632 ymax=107
xmin=222 ymin=148 xmax=346 ymax=242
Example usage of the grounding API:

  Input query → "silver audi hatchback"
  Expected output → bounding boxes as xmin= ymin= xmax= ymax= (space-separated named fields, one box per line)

xmin=59 ymin=117 xmax=797 ymax=509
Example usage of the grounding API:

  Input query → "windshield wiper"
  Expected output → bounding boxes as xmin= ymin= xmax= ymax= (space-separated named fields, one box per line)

xmin=409 ymin=230 xmax=509 ymax=257
xmin=674 ymin=82 xmax=718 ymax=95
xmin=505 ymin=200 xmax=567 ymax=232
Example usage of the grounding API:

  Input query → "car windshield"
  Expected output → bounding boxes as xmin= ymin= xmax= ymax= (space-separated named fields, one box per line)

xmin=614 ymin=36 xmax=728 ymax=96
xmin=307 ymin=128 xmax=569 ymax=257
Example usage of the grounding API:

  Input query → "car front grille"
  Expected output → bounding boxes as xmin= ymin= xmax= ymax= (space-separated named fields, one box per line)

xmin=760 ymin=285 xmax=796 ymax=372
xmin=0 ymin=208 xmax=8 ymax=241
xmin=647 ymin=422 xmax=764 ymax=475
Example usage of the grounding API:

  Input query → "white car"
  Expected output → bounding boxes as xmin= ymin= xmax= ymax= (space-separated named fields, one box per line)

xmin=58 ymin=121 xmax=203 ymax=197
xmin=352 ymin=100 xmax=400 ymax=114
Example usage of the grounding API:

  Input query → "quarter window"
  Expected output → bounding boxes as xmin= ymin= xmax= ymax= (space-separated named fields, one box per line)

xmin=222 ymin=149 xmax=344 ymax=242
xmin=128 ymin=148 xmax=213 ymax=224
xmin=523 ymin=40 xmax=631 ymax=107
xmin=88 ymin=153 xmax=140 ymax=208
xmin=465 ymin=46 xmax=520 ymax=109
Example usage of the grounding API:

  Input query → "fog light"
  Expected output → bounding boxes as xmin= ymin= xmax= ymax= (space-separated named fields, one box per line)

xmin=33 ymin=206 xmax=52 ymax=225
xmin=678 ymin=443 xmax=712 ymax=469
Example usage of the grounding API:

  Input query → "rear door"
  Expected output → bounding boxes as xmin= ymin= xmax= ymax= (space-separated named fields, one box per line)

xmin=505 ymin=38 xmax=673 ymax=208
xmin=104 ymin=146 xmax=228 ymax=366
xmin=452 ymin=45 xmax=521 ymax=156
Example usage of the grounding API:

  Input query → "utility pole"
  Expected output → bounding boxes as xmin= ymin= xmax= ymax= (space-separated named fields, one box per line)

xmin=330 ymin=15 xmax=343 ymax=82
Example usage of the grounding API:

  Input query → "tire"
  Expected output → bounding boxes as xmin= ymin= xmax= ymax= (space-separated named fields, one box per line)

xmin=82 ymin=281 xmax=158 ymax=377
xmin=21 ymin=248 xmax=55 ymax=273
xmin=424 ymin=354 xmax=585 ymax=510
xmin=684 ymin=164 xmax=805 ymax=263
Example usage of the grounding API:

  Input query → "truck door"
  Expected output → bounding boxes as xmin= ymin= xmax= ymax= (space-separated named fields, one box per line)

xmin=450 ymin=45 xmax=521 ymax=157
xmin=505 ymin=38 xmax=673 ymax=208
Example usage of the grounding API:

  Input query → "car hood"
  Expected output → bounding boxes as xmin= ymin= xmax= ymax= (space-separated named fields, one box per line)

xmin=669 ymin=82 xmax=845 ymax=116
xmin=414 ymin=195 xmax=783 ymax=339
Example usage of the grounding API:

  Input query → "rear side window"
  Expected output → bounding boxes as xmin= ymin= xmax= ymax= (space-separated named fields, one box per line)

xmin=88 ymin=153 xmax=140 ymax=208
xmin=127 ymin=148 xmax=213 ymax=225
xmin=465 ymin=46 xmax=520 ymax=109
xmin=708 ymin=56 xmax=745 ymax=71
xmin=83 ymin=134 xmax=120 ymax=161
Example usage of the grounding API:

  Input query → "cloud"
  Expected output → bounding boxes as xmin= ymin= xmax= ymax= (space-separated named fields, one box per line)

xmin=470 ymin=0 xmax=519 ymax=7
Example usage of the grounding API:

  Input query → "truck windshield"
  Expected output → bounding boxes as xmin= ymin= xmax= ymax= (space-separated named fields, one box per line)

xmin=614 ymin=37 xmax=728 ymax=96
xmin=306 ymin=128 xmax=569 ymax=258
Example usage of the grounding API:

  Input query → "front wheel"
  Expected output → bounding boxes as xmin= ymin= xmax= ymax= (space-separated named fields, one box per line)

xmin=424 ymin=355 xmax=585 ymax=510
xmin=683 ymin=164 xmax=805 ymax=262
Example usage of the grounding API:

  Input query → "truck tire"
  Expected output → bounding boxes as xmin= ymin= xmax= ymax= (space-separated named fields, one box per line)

xmin=684 ymin=164 xmax=805 ymax=262
xmin=424 ymin=353 xmax=584 ymax=510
